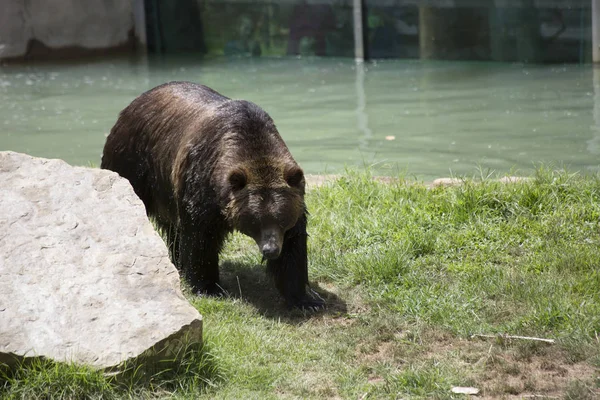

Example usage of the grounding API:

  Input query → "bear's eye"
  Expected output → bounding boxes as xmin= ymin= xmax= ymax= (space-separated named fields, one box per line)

xmin=285 ymin=167 xmax=304 ymax=187
xmin=228 ymin=169 xmax=247 ymax=190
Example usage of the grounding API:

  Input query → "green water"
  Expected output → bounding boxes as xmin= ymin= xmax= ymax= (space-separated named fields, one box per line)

xmin=1 ymin=55 xmax=599 ymax=180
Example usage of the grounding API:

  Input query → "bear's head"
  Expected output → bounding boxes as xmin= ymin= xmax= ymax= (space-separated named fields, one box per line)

xmin=223 ymin=159 xmax=305 ymax=260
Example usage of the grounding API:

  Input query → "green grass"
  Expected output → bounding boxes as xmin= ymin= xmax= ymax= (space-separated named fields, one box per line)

xmin=0 ymin=341 xmax=222 ymax=399
xmin=2 ymin=168 xmax=600 ymax=399
xmin=311 ymin=170 xmax=600 ymax=338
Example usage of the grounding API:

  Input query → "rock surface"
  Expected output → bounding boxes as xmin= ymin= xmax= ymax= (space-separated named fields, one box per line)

xmin=0 ymin=151 xmax=202 ymax=369
xmin=0 ymin=0 xmax=135 ymax=59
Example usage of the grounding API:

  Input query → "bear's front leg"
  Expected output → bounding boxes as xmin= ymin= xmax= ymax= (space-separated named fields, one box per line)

xmin=267 ymin=213 xmax=325 ymax=311
xmin=178 ymin=214 xmax=227 ymax=297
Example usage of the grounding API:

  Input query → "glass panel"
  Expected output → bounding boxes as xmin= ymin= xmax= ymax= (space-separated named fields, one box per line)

xmin=144 ymin=0 xmax=592 ymax=64
xmin=488 ymin=4 xmax=591 ymax=63
xmin=366 ymin=0 xmax=591 ymax=63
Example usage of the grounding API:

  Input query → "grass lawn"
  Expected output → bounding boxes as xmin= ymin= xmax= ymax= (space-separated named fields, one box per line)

xmin=2 ymin=169 xmax=599 ymax=399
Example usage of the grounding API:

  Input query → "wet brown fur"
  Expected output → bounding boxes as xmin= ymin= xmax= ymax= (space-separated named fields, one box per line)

xmin=101 ymin=81 xmax=324 ymax=309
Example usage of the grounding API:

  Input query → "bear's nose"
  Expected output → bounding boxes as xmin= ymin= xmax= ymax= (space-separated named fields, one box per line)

xmin=262 ymin=243 xmax=281 ymax=260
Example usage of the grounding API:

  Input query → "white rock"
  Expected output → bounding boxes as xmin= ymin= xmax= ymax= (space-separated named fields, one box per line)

xmin=0 ymin=151 xmax=202 ymax=370
xmin=431 ymin=177 xmax=463 ymax=187
xmin=451 ymin=386 xmax=480 ymax=395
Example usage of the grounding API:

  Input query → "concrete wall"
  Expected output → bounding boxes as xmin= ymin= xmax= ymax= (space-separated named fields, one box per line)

xmin=0 ymin=0 xmax=141 ymax=60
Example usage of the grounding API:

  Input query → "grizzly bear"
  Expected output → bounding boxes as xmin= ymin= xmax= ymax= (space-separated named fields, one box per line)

xmin=101 ymin=81 xmax=324 ymax=310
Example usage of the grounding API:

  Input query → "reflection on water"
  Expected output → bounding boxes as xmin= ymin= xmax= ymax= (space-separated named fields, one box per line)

xmin=1 ymin=55 xmax=599 ymax=180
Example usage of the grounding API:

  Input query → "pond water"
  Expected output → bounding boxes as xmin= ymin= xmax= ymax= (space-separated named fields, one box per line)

xmin=1 ymin=55 xmax=599 ymax=180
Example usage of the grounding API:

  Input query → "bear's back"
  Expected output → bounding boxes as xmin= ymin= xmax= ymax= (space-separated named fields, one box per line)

xmin=148 ymin=81 xmax=229 ymax=108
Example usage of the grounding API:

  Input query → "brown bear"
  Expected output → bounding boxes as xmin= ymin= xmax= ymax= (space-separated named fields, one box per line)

xmin=101 ymin=81 xmax=324 ymax=310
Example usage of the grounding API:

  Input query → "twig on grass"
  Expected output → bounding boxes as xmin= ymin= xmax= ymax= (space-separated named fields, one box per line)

xmin=471 ymin=334 xmax=555 ymax=344
xmin=236 ymin=276 xmax=243 ymax=299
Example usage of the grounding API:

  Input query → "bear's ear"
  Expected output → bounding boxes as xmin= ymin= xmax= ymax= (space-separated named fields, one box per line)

xmin=228 ymin=169 xmax=247 ymax=191
xmin=285 ymin=166 xmax=304 ymax=187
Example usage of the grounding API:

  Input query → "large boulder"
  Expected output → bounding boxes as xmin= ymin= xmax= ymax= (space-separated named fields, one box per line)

xmin=0 ymin=151 xmax=202 ymax=370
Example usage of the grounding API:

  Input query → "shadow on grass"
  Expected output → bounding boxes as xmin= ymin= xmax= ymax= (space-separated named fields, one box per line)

xmin=112 ymin=341 xmax=222 ymax=394
xmin=0 ymin=342 xmax=222 ymax=398
xmin=218 ymin=261 xmax=347 ymax=321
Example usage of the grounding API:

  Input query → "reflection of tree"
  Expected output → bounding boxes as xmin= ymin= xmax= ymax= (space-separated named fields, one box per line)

xmin=200 ymin=1 xmax=354 ymax=57
xmin=224 ymin=14 xmax=262 ymax=57
xmin=287 ymin=4 xmax=336 ymax=56
xmin=368 ymin=10 xmax=396 ymax=58
xmin=355 ymin=62 xmax=372 ymax=150
xmin=490 ymin=1 xmax=543 ymax=63
xmin=588 ymin=68 xmax=600 ymax=155
xmin=202 ymin=3 xmax=265 ymax=56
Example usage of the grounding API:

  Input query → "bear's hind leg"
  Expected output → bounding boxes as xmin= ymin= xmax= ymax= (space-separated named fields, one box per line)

xmin=164 ymin=223 xmax=181 ymax=267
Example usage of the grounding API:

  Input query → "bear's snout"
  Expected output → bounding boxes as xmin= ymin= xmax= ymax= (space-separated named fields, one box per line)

xmin=262 ymin=242 xmax=281 ymax=259
xmin=258 ymin=226 xmax=284 ymax=260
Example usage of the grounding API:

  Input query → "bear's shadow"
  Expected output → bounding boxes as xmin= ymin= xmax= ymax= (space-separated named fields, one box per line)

xmin=215 ymin=261 xmax=347 ymax=321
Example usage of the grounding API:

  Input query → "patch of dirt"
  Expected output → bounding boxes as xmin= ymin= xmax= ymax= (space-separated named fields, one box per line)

xmin=358 ymin=340 xmax=399 ymax=365
xmin=351 ymin=327 xmax=598 ymax=399
xmin=424 ymin=333 xmax=599 ymax=399
xmin=287 ymin=370 xmax=342 ymax=399
xmin=316 ymin=315 xmax=356 ymax=328
xmin=367 ymin=376 xmax=385 ymax=385
xmin=488 ymin=352 xmax=593 ymax=397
